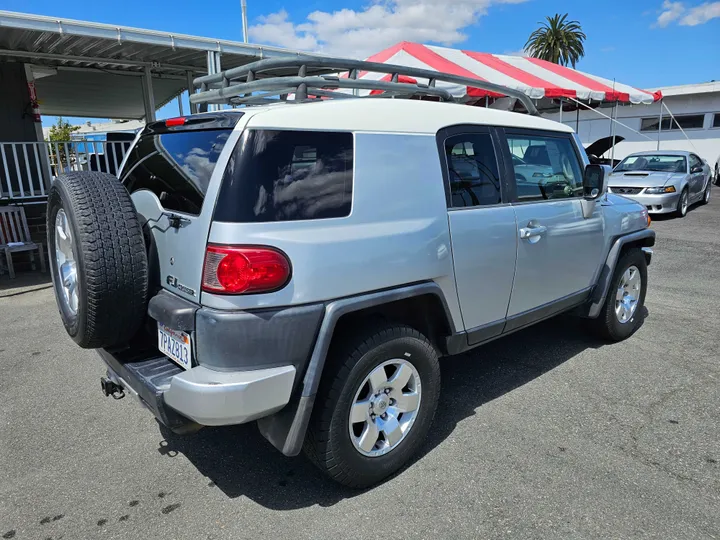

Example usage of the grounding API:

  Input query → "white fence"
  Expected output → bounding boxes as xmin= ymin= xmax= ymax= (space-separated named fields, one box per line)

xmin=0 ymin=140 xmax=132 ymax=200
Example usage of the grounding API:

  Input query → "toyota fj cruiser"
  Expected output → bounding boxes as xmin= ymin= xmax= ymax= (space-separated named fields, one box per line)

xmin=48 ymin=57 xmax=654 ymax=488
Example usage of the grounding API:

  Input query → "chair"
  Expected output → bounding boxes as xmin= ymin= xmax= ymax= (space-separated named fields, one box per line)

xmin=0 ymin=206 xmax=47 ymax=279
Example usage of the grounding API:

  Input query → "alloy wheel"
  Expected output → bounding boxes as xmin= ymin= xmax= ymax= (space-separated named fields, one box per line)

xmin=615 ymin=265 xmax=641 ymax=324
xmin=348 ymin=359 xmax=421 ymax=457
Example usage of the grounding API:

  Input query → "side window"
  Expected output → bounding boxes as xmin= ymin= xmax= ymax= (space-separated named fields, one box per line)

xmin=689 ymin=154 xmax=701 ymax=170
xmin=444 ymin=133 xmax=501 ymax=208
xmin=506 ymin=134 xmax=584 ymax=202
xmin=213 ymin=130 xmax=353 ymax=223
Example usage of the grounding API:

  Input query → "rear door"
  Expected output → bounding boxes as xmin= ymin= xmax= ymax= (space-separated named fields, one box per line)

xmin=498 ymin=128 xmax=605 ymax=329
xmin=440 ymin=126 xmax=517 ymax=344
xmin=119 ymin=114 xmax=244 ymax=303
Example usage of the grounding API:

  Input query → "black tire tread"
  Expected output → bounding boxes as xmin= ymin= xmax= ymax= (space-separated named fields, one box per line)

xmin=48 ymin=171 xmax=148 ymax=348
xmin=304 ymin=324 xmax=439 ymax=488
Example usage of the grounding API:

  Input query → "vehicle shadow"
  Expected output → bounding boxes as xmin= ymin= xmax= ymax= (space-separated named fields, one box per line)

xmin=156 ymin=313 xmax=633 ymax=510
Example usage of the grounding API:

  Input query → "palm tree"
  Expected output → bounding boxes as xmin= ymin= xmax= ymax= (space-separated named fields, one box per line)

xmin=524 ymin=14 xmax=586 ymax=68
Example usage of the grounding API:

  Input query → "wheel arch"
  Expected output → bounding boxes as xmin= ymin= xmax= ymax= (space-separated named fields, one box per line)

xmin=585 ymin=229 xmax=655 ymax=319
xmin=257 ymin=282 xmax=457 ymax=457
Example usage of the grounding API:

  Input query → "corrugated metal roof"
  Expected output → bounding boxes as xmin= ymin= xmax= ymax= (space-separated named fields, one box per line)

xmin=0 ymin=10 xmax=317 ymax=118
xmin=0 ymin=10 xmax=311 ymax=76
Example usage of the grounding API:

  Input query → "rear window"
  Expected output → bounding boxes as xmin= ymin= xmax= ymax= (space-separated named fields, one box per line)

xmin=213 ymin=130 xmax=353 ymax=223
xmin=121 ymin=129 xmax=233 ymax=215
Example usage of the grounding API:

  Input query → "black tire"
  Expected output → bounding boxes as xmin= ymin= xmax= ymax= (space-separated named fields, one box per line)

xmin=588 ymin=248 xmax=647 ymax=342
xmin=700 ymin=179 xmax=711 ymax=205
xmin=675 ymin=187 xmax=689 ymax=217
xmin=47 ymin=172 xmax=148 ymax=348
xmin=304 ymin=324 xmax=440 ymax=488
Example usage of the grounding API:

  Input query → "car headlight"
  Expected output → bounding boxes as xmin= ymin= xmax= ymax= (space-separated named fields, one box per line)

xmin=645 ymin=185 xmax=677 ymax=194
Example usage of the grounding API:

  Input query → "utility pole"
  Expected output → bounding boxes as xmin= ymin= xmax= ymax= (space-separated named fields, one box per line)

xmin=241 ymin=0 xmax=249 ymax=43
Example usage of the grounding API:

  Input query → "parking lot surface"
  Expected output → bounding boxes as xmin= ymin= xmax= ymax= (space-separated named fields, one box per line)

xmin=1 ymin=198 xmax=719 ymax=540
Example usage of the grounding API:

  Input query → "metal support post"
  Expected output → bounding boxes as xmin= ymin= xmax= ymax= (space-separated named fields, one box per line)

xmin=241 ymin=0 xmax=249 ymax=43
xmin=610 ymin=101 xmax=618 ymax=164
xmin=142 ymin=66 xmax=156 ymax=122
xmin=657 ymin=98 xmax=663 ymax=151
xmin=186 ymin=71 xmax=197 ymax=114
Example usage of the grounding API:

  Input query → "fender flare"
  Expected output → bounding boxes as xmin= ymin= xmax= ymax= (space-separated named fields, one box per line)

xmin=586 ymin=229 xmax=656 ymax=319
xmin=257 ymin=282 xmax=457 ymax=456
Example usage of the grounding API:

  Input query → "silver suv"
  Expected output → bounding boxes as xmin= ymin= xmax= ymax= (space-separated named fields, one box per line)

xmin=47 ymin=58 xmax=655 ymax=488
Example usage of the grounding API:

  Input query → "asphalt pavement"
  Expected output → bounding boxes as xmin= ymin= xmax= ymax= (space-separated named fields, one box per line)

xmin=1 ymin=196 xmax=719 ymax=539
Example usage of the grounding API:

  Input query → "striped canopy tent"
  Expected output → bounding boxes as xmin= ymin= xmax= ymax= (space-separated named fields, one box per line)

xmin=358 ymin=42 xmax=662 ymax=108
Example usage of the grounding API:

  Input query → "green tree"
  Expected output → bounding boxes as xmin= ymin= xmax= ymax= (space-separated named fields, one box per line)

xmin=524 ymin=13 xmax=586 ymax=68
xmin=46 ymin=117 xmax=80 ymax=168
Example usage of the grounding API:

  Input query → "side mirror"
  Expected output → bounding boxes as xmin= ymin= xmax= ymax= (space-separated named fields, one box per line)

xmin=583 ymin=164 xmax=610 ymax=200
xmin=691 ymin=165 xmax=703 ymax=174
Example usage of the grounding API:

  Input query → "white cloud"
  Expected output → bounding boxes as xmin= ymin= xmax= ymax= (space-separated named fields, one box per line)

xmin=655 ymin=0 xmax=720 ymax=26
xmin=656 ymin=0 xmax=685 ymax=26
xmin=249 ymin=0 xmax=529 ymax=59
xmin=680 ymin=1 xmax=720 ymax=24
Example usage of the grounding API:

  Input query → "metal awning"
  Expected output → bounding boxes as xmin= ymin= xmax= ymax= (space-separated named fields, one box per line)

xmin=0 ymin=10 xmax=314 ymax=119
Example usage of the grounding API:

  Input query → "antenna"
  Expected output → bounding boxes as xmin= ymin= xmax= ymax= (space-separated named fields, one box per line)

xmin=241 ymin=0 xmax=249 ymax=43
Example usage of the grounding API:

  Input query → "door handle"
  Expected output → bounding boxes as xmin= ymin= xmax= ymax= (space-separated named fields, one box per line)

xmin=519 ymin=225 xmax=547 ymax=239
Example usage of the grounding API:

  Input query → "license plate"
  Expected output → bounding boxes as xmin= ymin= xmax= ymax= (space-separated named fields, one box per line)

xmin=157 ymin=323 xmax=192 ymax=370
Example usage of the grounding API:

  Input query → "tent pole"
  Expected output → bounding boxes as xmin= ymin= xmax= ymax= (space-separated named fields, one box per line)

xmin=559 ymin=99 xmax=563 ymax=123
xmin=657 ymin=98 xmax=663 ymax=151
xmin=576 ymin=106 xmax=580 ymax=132
xmin=610 ymin=101 xmax=618 ymax=164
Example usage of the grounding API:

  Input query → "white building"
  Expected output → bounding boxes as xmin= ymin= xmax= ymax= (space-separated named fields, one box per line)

xmin=543 ymin=81 xmax=720 ymax=169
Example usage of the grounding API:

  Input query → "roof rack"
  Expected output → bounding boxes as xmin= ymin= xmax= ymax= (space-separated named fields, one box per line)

xmin=190 ymin=56 xmax=539 ymax=116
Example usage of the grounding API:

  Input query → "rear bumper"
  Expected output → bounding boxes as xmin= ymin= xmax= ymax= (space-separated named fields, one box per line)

xmin=163 ymin=364 xmax=295 ymax=425
xmin=97 ymin=289 xmax=321 ymax=430
xmin=99 ymin=348 xmax=296 ymax=428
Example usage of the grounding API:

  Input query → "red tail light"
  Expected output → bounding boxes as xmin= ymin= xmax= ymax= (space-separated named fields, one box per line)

xmin=202 ymin=245 xmax=291 ymax=294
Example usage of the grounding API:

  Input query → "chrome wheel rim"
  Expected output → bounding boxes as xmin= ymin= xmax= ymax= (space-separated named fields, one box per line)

xmin=348 ymin=359 xmax=421 ymax=457
xmin=681 ymin=191 xmax=688 ymax=214
xmin=54 ymin=209 xmax=78 ymax=315
xmin=615 ymin=265 xmax=641 ymax=324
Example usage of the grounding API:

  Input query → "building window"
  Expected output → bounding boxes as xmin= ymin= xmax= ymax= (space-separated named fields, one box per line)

xmin=640 ymin=114 xmax=705 ymax=132
xmin=713 ymin=113 xmax=720 ymax=128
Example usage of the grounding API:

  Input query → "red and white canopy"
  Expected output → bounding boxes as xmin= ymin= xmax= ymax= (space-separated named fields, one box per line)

xmin=361 ymin=42 xmax=661 ymax=105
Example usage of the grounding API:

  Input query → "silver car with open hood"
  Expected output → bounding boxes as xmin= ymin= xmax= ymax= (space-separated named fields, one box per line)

xmin=608 ymin=150 xmax=712 ymax=217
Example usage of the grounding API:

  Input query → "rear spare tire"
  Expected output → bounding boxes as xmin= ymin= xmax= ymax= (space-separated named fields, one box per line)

xmin=47 ymin=172 xmax=148 ymax=348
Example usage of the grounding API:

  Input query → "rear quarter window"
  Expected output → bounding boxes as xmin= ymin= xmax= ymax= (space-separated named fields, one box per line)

xmin=213 ymin=129 xmax=353 ymax=223
xmin=121 ymin=129 xmax=233 ymax=215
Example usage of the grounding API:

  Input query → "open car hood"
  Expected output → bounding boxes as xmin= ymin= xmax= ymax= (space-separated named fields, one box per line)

xmin=585 ymin=136 xmax=625 ymax=158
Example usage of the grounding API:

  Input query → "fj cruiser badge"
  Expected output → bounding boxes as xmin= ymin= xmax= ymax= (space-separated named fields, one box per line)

xmin=166 ymin=275 xmax=196 ymax=296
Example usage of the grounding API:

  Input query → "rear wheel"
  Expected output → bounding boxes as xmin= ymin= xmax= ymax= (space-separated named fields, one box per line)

xmin=47 ymin=172 xmax=148 ymax=348
xmin=675 ymin=187 xmax=689 ymax=217
xmin=304 ymin=324 xmax=440 ymax=488
xmin=700 ymin=180 xmax=711 ymax=205
xmin=588 ymin=248 xmax=647 ymax=342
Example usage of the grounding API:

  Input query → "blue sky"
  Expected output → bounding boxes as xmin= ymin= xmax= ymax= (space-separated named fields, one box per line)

xmin=5 ymin=0 xmax=718 ymax=126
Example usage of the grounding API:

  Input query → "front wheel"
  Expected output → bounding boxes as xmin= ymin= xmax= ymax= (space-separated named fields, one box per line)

xmin=588 ymin=248 xmax=647 ymax=342
xmin=304 ymin=324 xmax=440 ymax=488
xmin=675 ymin=187 xmax=689 ymax=217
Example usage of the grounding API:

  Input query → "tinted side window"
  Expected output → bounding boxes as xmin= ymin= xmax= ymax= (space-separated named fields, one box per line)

xmin=213 ymin=130 xmax=353 ymax=223
xmin=506 ymin=134 xmax=583 ymax=202
xmin=122 ymin=129 xmax=232 ymax=215
xmin=444 ymin=133 xmax=501 ymax=208
xmin=690 ymin=154 xmax=702 ymax=170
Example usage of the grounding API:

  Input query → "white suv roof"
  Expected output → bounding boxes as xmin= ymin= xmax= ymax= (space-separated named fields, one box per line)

xmin=244 ymin=99 xmax=574 ymax=135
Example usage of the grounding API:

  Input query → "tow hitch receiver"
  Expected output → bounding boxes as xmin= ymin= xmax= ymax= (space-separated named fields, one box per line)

xmin=101 ymin=377 xmax=125 ymax=400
